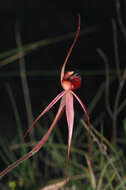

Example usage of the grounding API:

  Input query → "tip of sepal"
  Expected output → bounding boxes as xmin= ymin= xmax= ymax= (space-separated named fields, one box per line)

xmin=65 ymin=176 xmax=69 ymax=184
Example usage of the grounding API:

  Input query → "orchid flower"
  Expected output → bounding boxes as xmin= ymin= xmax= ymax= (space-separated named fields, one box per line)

xmin=0 ymin=14 xmax=91 ymax=181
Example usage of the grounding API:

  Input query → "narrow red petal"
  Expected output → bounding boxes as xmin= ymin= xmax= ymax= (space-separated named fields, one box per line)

xmin=61 ymin=14 xmax=80 ymax=83
xmin=32 ymin=97 xmax=65 ymax=153
xmin=0 ymin=97 xmax=65 ymax=178
xmin=71 ymin=91 xmax=92 ymax=166
xmin=65 ymin=91 xmax=74 ymax=179
xmin=22 ymin=90 xmax=66 ymax=141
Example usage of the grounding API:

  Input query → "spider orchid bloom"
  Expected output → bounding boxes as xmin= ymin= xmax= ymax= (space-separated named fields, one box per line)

xmin=0 ymin=14 xmax=91 ymax=181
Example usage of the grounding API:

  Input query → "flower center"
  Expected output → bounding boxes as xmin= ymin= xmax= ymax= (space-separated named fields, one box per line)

xmin=62 ymin=71 xmax=82 ymax=90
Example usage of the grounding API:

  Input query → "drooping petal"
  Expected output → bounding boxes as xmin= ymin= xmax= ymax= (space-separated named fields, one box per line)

xmin=31 ymin=96 xmax=65 ymax=153
xmin=71 ymin=91 xmax=92 ymax=166
xmin=42 ymin=179 xmax=68 ymax=190
xmin=22 ymin=90 xmax=66 ymax=141
xmin=0 ymin=96 xmax=66 ymax=178
xmin=65 ymin=91 xmax=74 ymax=179
xmin=61 ymin=14 xmax=80 ymax=83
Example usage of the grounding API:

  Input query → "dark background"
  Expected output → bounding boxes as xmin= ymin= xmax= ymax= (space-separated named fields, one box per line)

xmin=0 ymin=0 xmax=125 ymax=140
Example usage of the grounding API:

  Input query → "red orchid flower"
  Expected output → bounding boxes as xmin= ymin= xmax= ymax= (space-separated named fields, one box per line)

xmin=0 ymin=14 xmax=91 ymax=181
